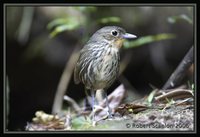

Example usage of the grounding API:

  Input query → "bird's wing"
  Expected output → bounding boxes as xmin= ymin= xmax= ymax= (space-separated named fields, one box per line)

xmin=74 ymin=43 xmax=92 ymax=85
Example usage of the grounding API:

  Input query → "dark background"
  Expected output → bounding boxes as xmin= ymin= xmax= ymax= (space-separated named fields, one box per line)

xmin=5 ymin=6 xmax=194 ymax=130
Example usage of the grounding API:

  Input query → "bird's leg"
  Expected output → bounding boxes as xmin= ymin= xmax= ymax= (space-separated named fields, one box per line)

xmin=91 ymin=90 xmax=96 ymax=121
xmin=84 ymin=88 xmax=91 ymax=111
xmin=104 ymin=90 xmax=112 ymax=118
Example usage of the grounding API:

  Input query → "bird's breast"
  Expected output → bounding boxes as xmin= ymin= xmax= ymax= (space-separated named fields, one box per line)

xmin=93 ymin=47 xmax=119 ymax=88
xmin=80 ymin=43 xmax=120 ymax=90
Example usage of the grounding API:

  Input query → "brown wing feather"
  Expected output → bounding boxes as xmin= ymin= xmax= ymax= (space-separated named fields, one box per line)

xmin=74 ymin=43 xmax=91 ymax=85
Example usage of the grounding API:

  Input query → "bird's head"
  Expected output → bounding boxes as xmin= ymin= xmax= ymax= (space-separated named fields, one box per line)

xmin=89 ymin=26 xmax=137 ymax=48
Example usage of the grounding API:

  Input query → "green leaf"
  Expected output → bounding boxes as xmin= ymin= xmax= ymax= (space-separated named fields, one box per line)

xmin=123 ymin=33 xmax=176 ymax=49
xmin=71 ymin=116 xmax=93 ymax=129
xmin=146 ymin=89 xmax=157 ymax=105
xmin=47 ymin=18 xmax=69 ymax=30
xmin=47 ymin=17 xmax=80 ymax=38
xmin=49 ymin=23 xmax=79 ymax=38
xmin=167 ymin=14 xmax=193 ymax=24
xmin=191 ymin=84 xmax=194 ymax=92
xmin=98 ymin=16 xmax=121 ymax=24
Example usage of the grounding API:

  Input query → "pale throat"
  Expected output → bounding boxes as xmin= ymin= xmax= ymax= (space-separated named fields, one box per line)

xmin=104 ymin=38 xmax=124 ymax=50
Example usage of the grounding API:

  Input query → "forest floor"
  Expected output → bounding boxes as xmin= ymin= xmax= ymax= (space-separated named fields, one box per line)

xmin=26 ymin=86 xmax=194 ymax=132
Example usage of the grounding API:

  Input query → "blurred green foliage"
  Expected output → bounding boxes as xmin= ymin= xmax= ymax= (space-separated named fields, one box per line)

xmin=71 ymin=116 xmax=93 ymax=129
xmin=47 ymin=7 xmax=176 ymax=49
xmin=71 ymin=116 xmax=109 ymax=130
xmin=167 ymin=14 xmax=193 ymax=24
xmin=123 ymin=33 xmax=176 ymax=49
xmin=47 ymin=6 xmax=98 ymax=38
xmin=98 ymin=16 xmax=121 ymax=24
xmin=47 ymin=16 xmax=122 ymax=38
xmin=47 ymin=17 xmax=82 ymax=38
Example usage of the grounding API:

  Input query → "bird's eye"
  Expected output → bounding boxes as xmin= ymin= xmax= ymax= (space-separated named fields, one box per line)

xmin=111 ymin=30 xmax=118 ymax=36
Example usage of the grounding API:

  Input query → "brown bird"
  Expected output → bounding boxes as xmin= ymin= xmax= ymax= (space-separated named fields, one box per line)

xmin=74 ymin=26 xmax=137 ymax=121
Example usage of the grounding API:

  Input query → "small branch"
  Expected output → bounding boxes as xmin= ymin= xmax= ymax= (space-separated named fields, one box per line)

xmin=162 ymin=46 xmax=193 ymax=90
xmin=155 ymin=85 xmax=187 ymax=96
xmin=154 ymin=89 xmax=193 ymax=102
xmin=52 ymin=45 xmax=80 ymax=114
xmin=63 ymin=95 xmax=81 ymax=113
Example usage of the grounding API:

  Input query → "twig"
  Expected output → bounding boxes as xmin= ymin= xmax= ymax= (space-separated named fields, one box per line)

xmin=154 ymin=89 xmax=193 ymax=101
xmin=155 ymin=85 xmax=187 ymax=96
xmin=63 ymin=95 xmax=81 ymax=113
xmin=175 ymin=98 xmax=193 ymax=106
xmin=52 ymin=45 xmax=80 ymax=114
xmin=162 ymin=46 xmax=193 ymax=90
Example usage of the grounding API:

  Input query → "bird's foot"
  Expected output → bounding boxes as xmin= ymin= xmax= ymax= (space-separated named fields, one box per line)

xmin=107 ymin=110 xmax=114 ymax=119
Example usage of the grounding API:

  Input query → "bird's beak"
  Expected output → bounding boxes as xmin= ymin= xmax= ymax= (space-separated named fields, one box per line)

xmin=122 ymin=33 xmax=137 ymax=39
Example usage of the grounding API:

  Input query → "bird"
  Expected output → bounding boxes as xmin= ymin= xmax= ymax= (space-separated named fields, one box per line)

xmin=74 ymin=26 xmax=137 ymax=122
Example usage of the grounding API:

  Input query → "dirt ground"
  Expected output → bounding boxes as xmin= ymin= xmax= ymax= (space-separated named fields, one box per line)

xmin=94 ymin=105 xmax=194 ymax=131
